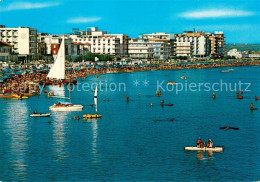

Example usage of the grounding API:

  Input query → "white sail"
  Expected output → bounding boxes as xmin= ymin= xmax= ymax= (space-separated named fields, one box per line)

xmin=94 ymin=98 xmax=97 ymax=112
xmin=47 ymin=38 xmax=65 ymax=79
xmin=94 ymin=85 xmax=98 ymax=112
xmin=94 ymin=85 xmax=98 ymax=98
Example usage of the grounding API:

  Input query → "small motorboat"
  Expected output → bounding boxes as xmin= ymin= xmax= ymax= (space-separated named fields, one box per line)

xmin=83 ymin=114 xmax=102 ymax=119
xmin=185 ymin=146 xmax=223 ymax=152
xmin=30 ymin=113 xmax=51 ymax=117
xmin=49 ymin=102 xmax=83 ymax=111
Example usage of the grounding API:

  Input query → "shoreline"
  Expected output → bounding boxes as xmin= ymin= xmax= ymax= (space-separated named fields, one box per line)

xmin=85 ymin=61 xmax=260 ymax=76
xmin=0 ymin=61 xmax=259 ymax=96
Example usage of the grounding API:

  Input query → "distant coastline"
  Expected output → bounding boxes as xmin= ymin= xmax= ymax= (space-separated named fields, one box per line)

xmin=226 ymin=43 xmax=260 ymax=51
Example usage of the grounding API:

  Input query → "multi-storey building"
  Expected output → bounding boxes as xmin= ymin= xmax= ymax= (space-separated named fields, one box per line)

xmin=37 ymin=33 xmax=89 ymax=60
xmin=0 ymin=41 xmax=13 ymax=62
xmin=175 ymin=42 xmax=191 ymax=57
xmin=0 ymin=25 xmax=37 ymax=56
xmin=69 ymin=27 xmax=128 ymax=57
xmin=139 ymin=32 xmax=175 ymax=59
xmin=175 ymin=31 xmax=210 ymax=58
xmin=128 ymin=32 xmax=174 ymax=62
xmin=208 ymin=31 xmax=225 ymax=58
xmin=128 ymin=38 xmax=154 ymax=63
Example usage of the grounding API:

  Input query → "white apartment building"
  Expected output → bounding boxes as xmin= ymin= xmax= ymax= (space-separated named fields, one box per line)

xmin=175 ymin=42 xmax=191 ymax=57
xmin=0 ymin=25 xmax=37 ymax=55
xmin=128 ymin=39 xmax=154 ymax=63
xmin=140 ymin=32 xmax=174 ymax=40
xmin=175 ymin=31 xmax=210 ymax=58
xmin=69 ymin=27 xmax=128 ymax=56
xmin=227 ymin=49 xmax=242 ymax=59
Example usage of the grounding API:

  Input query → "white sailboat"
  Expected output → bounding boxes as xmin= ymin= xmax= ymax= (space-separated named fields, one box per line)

xmin=49 ymin=38 xmax=83 ymax=111
xmin=82 ymin=85 xmax=101 ymax=118
xmin=94 ymin=85 xmax=98 ymax=112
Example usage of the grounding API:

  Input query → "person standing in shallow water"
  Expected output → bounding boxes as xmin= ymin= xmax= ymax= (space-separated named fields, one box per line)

xmin=126 ymin=95 xmax=129 ymax=102
xmin=212 ymin=93 xmax=216 ymax=99
xmin=250 ymin=103 xmax=254 ymax=110
xmin=161 ymin=100 xmax=164 ymax=106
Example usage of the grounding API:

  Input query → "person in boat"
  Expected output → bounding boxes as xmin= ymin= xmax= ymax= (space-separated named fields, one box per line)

xmin=250 ymin=103 xmax=254 ymax=110
xmin=212 ymin=93 xmax=216 ymax=99
xmin=255 ymin=96 xmax=259 ymax=101
xmin=197 ymin=138 xmax=204 ymax=148
xmin=161 ymin=100 xmax=164 ymax=106
xmin=56 ymin=102 xmax=62 ymax=107
xmin=206 ymin=139 xmax=213 ymax=148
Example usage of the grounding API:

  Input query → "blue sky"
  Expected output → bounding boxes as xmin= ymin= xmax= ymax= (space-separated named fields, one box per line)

xmin=0 ymin=0 xmax=259 ymax=43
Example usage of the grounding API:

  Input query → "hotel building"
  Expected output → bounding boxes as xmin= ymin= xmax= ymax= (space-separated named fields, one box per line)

xmin=69 ymin=27 xmax=128 ymax=56
xmin=0 ymin=25 xmax=37 ymax=56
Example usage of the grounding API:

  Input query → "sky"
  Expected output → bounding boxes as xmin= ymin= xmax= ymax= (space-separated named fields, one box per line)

xmin=0 ymin=0 xmax=260 ymax=43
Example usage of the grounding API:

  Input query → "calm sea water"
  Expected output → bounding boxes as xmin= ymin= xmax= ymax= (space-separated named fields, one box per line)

xmin=0 ymin=66 xmax=260 ymax=181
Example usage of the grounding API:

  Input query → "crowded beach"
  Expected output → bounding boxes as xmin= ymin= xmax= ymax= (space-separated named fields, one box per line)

xmin=0 ymin=60 xmax=260 ymax=98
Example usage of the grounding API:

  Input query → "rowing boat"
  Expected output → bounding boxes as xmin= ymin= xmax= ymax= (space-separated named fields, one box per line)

xmin=30 ymin=113 xmax=51 ymax=117
xmin=185 ymin=146 xmax=223 ymax=152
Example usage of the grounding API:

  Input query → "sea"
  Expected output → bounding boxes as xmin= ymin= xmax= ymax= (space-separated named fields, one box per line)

xmin=0 ymin=66 xmax=259 ymax=181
